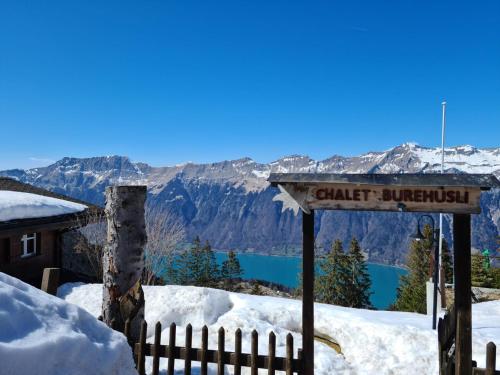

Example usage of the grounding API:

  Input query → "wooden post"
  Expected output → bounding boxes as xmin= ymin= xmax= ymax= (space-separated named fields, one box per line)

xmin=251 ymin=330 xmax=258 ymax=375
xmin=285 ymin=333 xmax=294 ymax=375
xmin=124 ymin=318 xmax=132 ymax=349
xmin=234 ymin=328 xmax=242 ymax=375
xmin=298 ymin=349 xmax=303 ymax=375
xmin=486 ymin=342 xmax=496 ymax=375
xmin=201 ymin=325 xmax=208 ymax=375
xmin=152 ymin=322 xmax=162 ymax=375
xmin=167 ymin=323 xmax=176 ymax=375
xmin=185 ymin=324 xmax=192 ymax=375
xmin=217 ymin=327 xmax=225 ymax=375
xmin=137 ymin=320 xmax=147 ymax=375
xmin=41 ymin=267 xmax=60 ymax=295
xmin=302 ymin=210 xmax=315 ymax=375
xmin=102 ymin=185 xmax=147 ymax=342
xmin=453 ymin=213 xmax=472 ymax=375
xmin=268 ymin=331 xmax=276 ymax=375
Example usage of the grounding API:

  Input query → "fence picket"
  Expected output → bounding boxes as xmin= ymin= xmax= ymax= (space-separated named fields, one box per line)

xmin=286 ymin=333 xmax=294 ymax=375
xmin=234 ymin=328 xmax=242 ymax=375
xmin=218 ymin=327 xmax=225 ymax=375
xmin=268 ymin=331 xmax=276 ymax=375
xmin=124 ymin=319 xmax=131 ymax=346
xmin=137 ymin=320 xmax=147 ymax=375
xmin=251 ymin=330 xmax=258 ymax=375
xmin=298 ymin=348 xmax=303 ymax=375
xmin=167 ymin=323 xmax=176 ymax=375
xmin=201 ymin=325 xmax=208 ymax=375
xmin=185 ymin=324 xmax=192 ymax=375
xmin=152 ymin=322 xmax=161 ymax=375
xmin=486 ymin=342 xmax=496 ymax=375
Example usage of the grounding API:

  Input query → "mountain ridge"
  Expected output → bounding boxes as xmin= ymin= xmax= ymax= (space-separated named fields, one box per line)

xmin=1 ymin=143 xmax=499 ymax=265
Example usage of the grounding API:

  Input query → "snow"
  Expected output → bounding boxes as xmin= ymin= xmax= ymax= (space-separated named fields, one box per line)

xmin=413 ymin=145 xmax=500 ymax=174
xmin=272 ymin=185 xmax=302 ymax=215
xmin=165 ymin=195 xmax=184 ymax=203
xmin=59 ymin=283 xmax=500 ymax=375
xmin=0 ymin=273 xmax=136 ymax=375
xmin=251 ymin=169 xmax=270 ymax=179
xmin=0 ymin=191 xmax=87 ymax=222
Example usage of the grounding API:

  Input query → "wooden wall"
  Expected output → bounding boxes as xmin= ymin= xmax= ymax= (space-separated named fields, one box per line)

xmin=0 ymin=230 xmax=59 ymax=286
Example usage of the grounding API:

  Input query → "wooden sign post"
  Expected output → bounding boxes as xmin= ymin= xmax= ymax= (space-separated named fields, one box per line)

xmin=268 ymin=173 xmax=500 ymax=375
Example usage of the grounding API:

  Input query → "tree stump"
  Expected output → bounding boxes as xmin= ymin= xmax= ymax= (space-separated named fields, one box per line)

xmin=102 ymin=185 xmax=147 ymax=343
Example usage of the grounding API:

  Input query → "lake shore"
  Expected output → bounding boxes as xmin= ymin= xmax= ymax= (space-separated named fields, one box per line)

xmin=213 ymin=251 xmax=407 ymax=309
xmin=216 ymin=250 xmax=408 ymax=271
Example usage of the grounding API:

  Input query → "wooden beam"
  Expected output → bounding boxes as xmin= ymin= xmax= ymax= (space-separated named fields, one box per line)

xmin=453 ymin=213 xmax=472 ymax=375
xmin=302 ymin=210 xmax=315 ymax=375
xmin=40 ymin=267 xmax=60 ymax=295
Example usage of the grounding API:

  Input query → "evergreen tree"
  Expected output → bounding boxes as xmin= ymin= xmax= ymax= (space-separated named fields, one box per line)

xmin=441 ymin=238 xmax=453 ymax=284
xmin=393 ymin=224 xmax=432 ymax=313
xmin=174 ymin=237 xmax=220 ymax=287
xmin=471 ymin=253 xmax=492 ymax=287
xmin=162 ymin=253 xmax=178 ymax=285
xmin=294 ymin=261 xmax=304 ymax=297
xmin=221 ymin=250 xmax=243 ymax=290
xmin=489 ymin=267 xmax=500 ymax=289
xmin=315 ymin=240 xmax=350 ymax=306
xmin=198 ymin=240 xmax=220 ymax=287
xmin=345 ymin=238 xmax=372 ymax=308
xmin=186 ymin=236 xmax=204 ymax=285
xmin=176 ymin=245 xmax=195 ymax=285
xmin=295 ymin=244 xmax=322 ymax=297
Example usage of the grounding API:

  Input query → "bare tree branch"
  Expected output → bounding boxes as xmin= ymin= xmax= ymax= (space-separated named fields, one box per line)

xmin=143 ymin=203 xmax=185 ymax=285
xmin=75 ymin=211 xmax=107 ymax=280
xmin=73 ymin=200 xmax=184 ymax=285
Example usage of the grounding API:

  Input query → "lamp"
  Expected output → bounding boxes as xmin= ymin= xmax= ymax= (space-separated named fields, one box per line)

xmin=411 ymin=214 xmax=439 ymax=329
xmin=410 ymin=226 xmax=425 ymax=242
xmin=411 ymin=214 xmax=435 ymax=244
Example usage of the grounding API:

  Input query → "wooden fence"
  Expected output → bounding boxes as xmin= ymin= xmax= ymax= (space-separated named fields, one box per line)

xmin=439 ymin=305 xmax=499 ymax=375
xmin=473 ymin=342 xmax=499 ymax=375
xmin=438 ymin=304 xmax=456 ymax=375
xmin=123 ymin=319 xmax=303 ymax=375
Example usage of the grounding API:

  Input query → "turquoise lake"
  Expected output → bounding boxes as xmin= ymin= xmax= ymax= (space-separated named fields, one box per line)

xmin=215 ymin=252 xmax=407 ymax=310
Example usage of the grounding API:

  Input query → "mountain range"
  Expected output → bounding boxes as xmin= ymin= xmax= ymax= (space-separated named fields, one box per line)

xmin=2 ymin=143 xmax=499 ymax=265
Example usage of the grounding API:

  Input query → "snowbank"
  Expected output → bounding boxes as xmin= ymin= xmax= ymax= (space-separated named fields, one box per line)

xmin=59 ymin=283 xmax=500 ymax=374
xmin=0 ymin=191 xmax=87 ymax=221
xmin=0 ymin=273 xmax=136 ymax=375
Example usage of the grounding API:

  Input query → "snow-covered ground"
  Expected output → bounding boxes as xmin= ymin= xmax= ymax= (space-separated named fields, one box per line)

xmin=59 ymin=283 xmax=500 ymax=375
xmin=0 ymin=273 xmax=136 ymax=375
xmin=0 ymin=191 xmax=87 ymax=221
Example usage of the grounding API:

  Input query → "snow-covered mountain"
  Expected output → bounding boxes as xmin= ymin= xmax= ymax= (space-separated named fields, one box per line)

xmin=1 ymin=143 xmax=499 ymax=265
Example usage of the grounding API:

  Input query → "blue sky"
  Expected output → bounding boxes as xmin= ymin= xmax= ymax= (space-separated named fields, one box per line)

xmin=0 ymin=1 xmax=499 ymax=170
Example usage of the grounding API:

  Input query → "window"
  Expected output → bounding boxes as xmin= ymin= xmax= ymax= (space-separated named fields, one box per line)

xmin=21 ymin=233 xmax=37 ymax=258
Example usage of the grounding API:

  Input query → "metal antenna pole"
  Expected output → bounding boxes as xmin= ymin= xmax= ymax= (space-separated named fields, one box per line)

xmin=439 ymin=101 xmax=447 ymax=308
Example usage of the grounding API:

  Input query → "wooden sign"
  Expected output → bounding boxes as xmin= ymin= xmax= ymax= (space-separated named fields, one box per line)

xmin=279 ymin=183 xmax=482 ymax=214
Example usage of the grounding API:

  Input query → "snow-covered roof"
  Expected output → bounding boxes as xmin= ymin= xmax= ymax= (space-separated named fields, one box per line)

xmin=0 ymin=273 xmax=136 ymax=375
xmin=0 ymin=191 xmax=87 ymax=222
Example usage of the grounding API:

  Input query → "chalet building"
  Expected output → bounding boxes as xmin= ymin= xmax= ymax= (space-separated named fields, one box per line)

xmin=0 ymin=177 xmax=103 ymax=286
